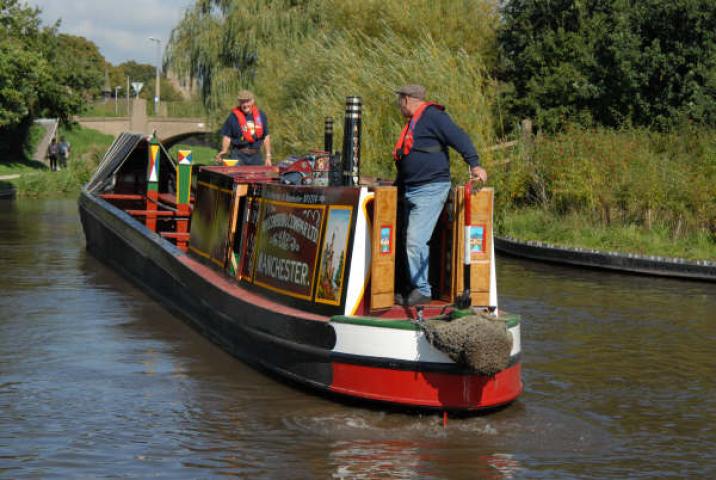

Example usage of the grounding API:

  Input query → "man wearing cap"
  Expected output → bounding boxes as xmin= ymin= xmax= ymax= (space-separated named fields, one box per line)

xmin=215 ymin=90 xmax=272 ymax=166
xmin=393 ymin=84 xmax=487 ymax=306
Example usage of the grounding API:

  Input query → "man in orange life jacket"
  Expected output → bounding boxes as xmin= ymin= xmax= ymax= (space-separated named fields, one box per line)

xmin=393 ymin=84 xmax=487 ymax=306
xmin=215 ymin=90 xmax=272 ymax=166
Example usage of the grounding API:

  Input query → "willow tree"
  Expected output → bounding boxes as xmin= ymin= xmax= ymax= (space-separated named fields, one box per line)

xmin=166 ymin=0 xmax=501 ymax=177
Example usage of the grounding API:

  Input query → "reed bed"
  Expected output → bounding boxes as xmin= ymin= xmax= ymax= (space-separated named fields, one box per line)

xmin=492 ymin=126 xmax=716 ymax=257
xmin=167 ymin=0 xmax=500 ymax=179
xmin=165 ymin=0 xmax=715 ymax=258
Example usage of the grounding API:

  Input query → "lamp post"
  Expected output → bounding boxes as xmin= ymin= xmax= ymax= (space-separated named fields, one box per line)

xmin=148 ymin=36 xmax=161 ymax=115
xmin=114 ymin=86 xmax=122 ymax=115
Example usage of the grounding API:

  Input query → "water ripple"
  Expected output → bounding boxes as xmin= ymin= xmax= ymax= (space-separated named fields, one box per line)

xmin=0 ymin=199 xmax=714 ymax=478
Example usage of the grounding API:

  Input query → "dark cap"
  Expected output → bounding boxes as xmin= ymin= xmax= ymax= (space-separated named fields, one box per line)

xmin=237 ymin=90 xmax=255 ymax=101
xmin=395 ymin=84 xmax=426 ymax=100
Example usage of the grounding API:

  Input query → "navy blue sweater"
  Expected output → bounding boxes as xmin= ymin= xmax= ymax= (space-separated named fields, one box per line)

xmin=220 ymin=110 xmax=269 ymax=150
xmin=395 ymin=106 xmax=480 ymax=187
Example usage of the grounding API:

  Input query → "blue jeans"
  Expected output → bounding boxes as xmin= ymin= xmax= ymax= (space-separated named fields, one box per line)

xmin=404 ymin=181 xmax=451 ymax=297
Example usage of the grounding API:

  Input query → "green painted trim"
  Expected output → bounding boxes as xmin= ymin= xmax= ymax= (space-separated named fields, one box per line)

xmin=331 ymin=311 xmax=521 ymax=330
xmin=177 ymin=164 xmax=192 ymax=204
xmin=450 ymin=308 xmax=476 ymax=319
xmin=501 ymin=312 xmax=521 ymax=329
xmin=331 ymin=316 xmax=419 ymax=331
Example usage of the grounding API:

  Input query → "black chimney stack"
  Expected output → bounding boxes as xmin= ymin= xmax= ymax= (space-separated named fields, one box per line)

xmin=324 ymin=116 xmax=333 ymax=153
xmin=341 ymin=96 xmax=362 ymax=186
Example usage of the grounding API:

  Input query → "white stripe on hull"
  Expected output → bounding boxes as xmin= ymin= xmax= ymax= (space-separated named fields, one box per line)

xmin=332 ymin=322 xmax=521 ymax=364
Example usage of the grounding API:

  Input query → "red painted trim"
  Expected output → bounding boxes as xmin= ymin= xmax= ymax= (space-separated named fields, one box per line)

xmin=160 ymin=232 xmax=190 ymax=239
xmin=330 ymin=362 xmax=522 ymax=410
xmin=126 ymin=210 xmax=176 ymax=217
xmin=99 ymin=193 xmax=144 ymax=201
xmin=177 ymin=255 xmax=330 ymax=323
xmin=370 ymin=302 xmax=453 ymax=319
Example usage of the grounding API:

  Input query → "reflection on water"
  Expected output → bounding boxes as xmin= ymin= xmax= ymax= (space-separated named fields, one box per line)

xmin=0 ymin=198 xmax=714 ymax=478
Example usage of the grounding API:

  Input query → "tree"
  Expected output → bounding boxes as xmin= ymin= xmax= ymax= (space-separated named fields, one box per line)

xmin=0 ymin=37 xmax=50 ymax=127
xmin=142 ymin=77 xmax=185 ymax=102
xmin=498 ymin=0 xmax=716 ymax=132
xmin=0 ymin=0 xmax=52 ymax=128
xmin=109 ymin=61 xmax=184 ymax=100
xmin=42 ymin=34 xmax=105 ymax=120
xmin=0 ymin=1 xmax=106 ymax=127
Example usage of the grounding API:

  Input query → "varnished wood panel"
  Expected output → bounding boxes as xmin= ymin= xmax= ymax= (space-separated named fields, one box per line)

xmin=370 ymin=187 xmax=397 ymax=309
xmin=468 ymin=187 xmax=493 ymax=306
xmin=451 ymin=186 xmax=494 ymax=306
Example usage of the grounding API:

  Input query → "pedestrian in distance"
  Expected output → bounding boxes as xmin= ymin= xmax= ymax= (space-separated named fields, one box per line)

xmin=215 ymin=90 xmax=272 ymax=166
xmin=58 ymin=136 xmax=71 ymax=169
xmin=392 ymin=84 xmax=487 ymax=307
xmin=47 ymin=137 xmax=59 ymax=172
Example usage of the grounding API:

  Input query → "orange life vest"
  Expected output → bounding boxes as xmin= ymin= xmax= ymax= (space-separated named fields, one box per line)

xmin=232 ymin=106 xmax=264 ymax=143
xmin=393 ymin=102 xmax=444 ymax=161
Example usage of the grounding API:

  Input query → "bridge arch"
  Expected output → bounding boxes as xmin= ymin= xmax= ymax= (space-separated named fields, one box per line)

xmin=75 ymin=116 xmax=213 ymax=146
xmin=160 ymin=130 xmax=219 ymax=149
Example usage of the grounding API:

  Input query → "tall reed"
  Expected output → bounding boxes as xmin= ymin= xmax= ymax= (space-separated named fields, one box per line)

xmin=491 ymin=125 xmax=716 ymax=243
xmin=167 ymin=0 xmax=500 ymax=178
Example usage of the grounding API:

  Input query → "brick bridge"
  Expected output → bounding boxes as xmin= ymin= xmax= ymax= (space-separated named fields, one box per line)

xmin=75 ymin=98 xmax=212 ymax=147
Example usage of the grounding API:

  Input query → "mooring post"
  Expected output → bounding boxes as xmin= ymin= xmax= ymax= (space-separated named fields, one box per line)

xmin=341 ymin=96 xmax=362 ymax=186
xmin=146 ymin=133 xmax=160 ymax=232
xmin=176 ymin=149 xmax=192 ymax=251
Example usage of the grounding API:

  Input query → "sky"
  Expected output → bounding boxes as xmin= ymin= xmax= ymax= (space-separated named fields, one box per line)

xmin=30 ymin=0 xmax=194 ymax=66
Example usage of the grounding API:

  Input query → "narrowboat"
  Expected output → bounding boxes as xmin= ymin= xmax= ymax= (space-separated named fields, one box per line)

xmin=78 ymin=97 xmax=522 ymax=412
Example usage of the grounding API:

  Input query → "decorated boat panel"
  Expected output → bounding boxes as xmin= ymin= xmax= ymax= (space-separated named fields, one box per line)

xmin=237 ymin=183 xmax=367 ymax=316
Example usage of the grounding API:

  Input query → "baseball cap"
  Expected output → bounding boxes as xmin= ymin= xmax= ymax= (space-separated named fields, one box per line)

xmin=237 ymin=90 xmax=255 ymax=101
xmin=395 ymin=84 xmax=426 ymax=100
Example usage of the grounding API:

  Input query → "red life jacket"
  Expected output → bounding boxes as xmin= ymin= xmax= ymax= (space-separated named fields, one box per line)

xmin=232 ymin=106 xmax=264 ymax=143
xmin=393 ymin=102 xmax=444 ymax=161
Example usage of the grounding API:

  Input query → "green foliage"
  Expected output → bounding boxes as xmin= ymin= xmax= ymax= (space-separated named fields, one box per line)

xmin=0 ymin=0 xmax=51 ymax=127
xmin=82 ymin=99 xmax=130 ymax=117
xmin=142 ymin=77 xmax=185 ymax=103
xmin=167 ymin=0 xmax=499 ymax=172
xmin=107 ymin=61 xmax=185 ymax=103
xmin=44 ymin=34 xmax=105 ymax=119
xmin=60 ymin=125 xmax=115 ymax=159
xmin=7 ymin=125 xmax=114 ymax=196
xmin=110 ymin=61 xmax=155 ymax=88
xmin=0 ymin=1 xmax=106 ymax=128
xmin=0 ymin=39 xmax=48 ymax=127
xmin=12 ymin=155 xmax=92 ymax=196
xmin=168 ymin=143 xmax=218 ymax=165
xmin=165 ymin=0 xmax=715 ymax=259
xmin=163 ymin=100 xmax=206 ymax=117
xmin=260 ymin=31 xmax=495 ymax=179
xmin=491 ymin=126 xmax=716 ymax=246
xmin=498 ymin=0 xmax=716 ymax=132
xmin=500 ymin=207 xmax=715 ymax=261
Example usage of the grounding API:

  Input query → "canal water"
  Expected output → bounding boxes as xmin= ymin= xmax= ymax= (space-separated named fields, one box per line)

xmin=1 ymin=198 xmax=714 ymax=479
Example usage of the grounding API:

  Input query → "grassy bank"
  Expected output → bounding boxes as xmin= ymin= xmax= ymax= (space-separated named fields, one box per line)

xmin=500 ymin=207 xmax=715 ymax=261
xmin=492 ymin=125 xmax=716 ymax=260
xmin=3 ymin=126 xmax=217 ymax=197
xmin=5 ymin=126 xmax=114 ymax=197
xmin=168 ymin=143 xmax=217 ymax=166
